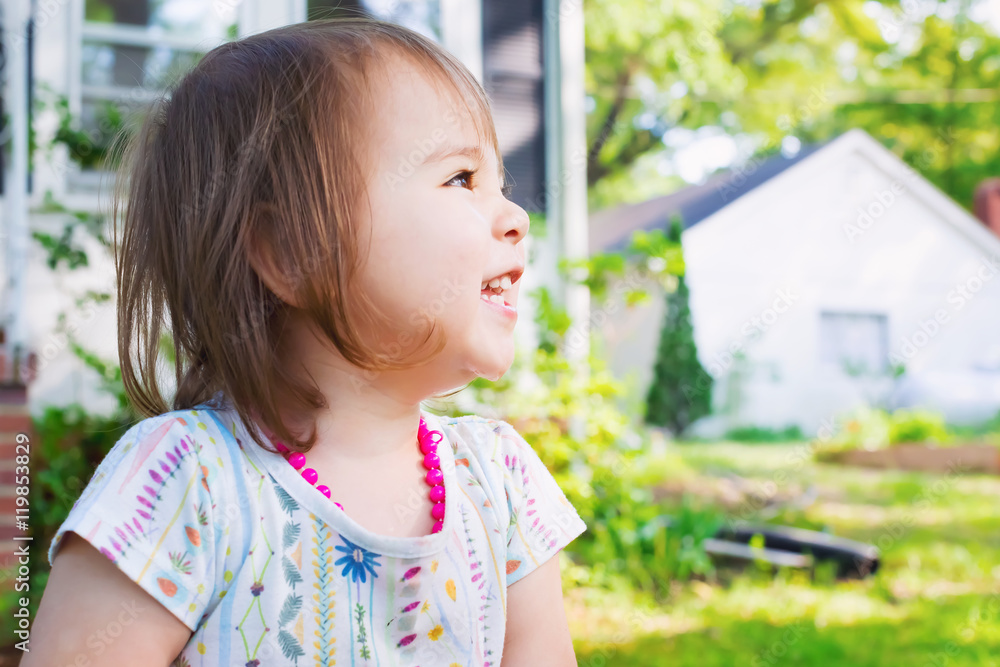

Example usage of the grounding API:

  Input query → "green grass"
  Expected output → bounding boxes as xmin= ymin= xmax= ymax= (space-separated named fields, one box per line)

xmin=568 ymin=443 xmax=1000 ymax=666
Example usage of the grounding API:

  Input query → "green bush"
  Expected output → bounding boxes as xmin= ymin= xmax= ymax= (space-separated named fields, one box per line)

xmin=816 ymin=406 xmax=892 ymax=455
xmin=724 ymin=424 xmax=804 ymax=443
xmin=816 ymin=406 xmax=956 ymax=460
xmin=947 ymin=409 xmax=1000 ymax=447
xmin=887 ymin=408 xmax=953 ymax=445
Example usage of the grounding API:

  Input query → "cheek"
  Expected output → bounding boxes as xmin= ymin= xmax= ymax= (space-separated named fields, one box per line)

xmin=360 ymin=194 xmax=491 ymax=324
xmin=363 ymin=234 xmax=486 ymax=328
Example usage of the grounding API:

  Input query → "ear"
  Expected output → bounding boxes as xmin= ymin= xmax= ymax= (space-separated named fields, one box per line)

xmin=247 ymin=230 xmax=302 ymax=310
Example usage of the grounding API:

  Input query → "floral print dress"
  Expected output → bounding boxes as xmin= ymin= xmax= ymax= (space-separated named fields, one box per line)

xmin=47 ymin=395 xmax=587 ymax=667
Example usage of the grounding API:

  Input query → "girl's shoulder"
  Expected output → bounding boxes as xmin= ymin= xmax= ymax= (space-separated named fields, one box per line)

xmin=85 ymin=404 xmax=245 ymax=499
xmin=428 ymin=411 xmax=588 ymax=587
xmin=46 ymin=403 xmax=243 ymax=632
xmin=428 ymin=411 xmax=544 ymax=474
xmin=428 ymin=412 xmax=510 ymax=461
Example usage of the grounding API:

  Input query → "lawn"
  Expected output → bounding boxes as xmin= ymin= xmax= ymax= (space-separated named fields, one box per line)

xmin=566 ymin=442 xmax=1000 ymax=666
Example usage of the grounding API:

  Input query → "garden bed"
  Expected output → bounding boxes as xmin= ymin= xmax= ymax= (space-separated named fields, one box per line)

xmin=823 ymin=442 xmax=1000 ymax=474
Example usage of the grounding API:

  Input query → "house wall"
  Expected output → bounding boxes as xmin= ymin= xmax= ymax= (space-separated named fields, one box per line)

xmin=597 ymin=133 xmax=1000 ymax=438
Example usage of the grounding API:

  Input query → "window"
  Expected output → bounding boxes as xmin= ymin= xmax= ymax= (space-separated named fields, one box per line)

xmin=818 ymin=311 xmax=889 ymax=375
xmin=305 ymin=0 xmax=483 ymax=93
xmin=69 ymin=0 xmax=237 ymax=188
xmin=307 ymin=0 xmax=442 ymax=41
xmin=358 ymin=0 xmax=442 ymax=40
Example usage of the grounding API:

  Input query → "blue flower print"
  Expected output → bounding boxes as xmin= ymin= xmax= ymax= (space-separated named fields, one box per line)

xmin=334 ymin=536 xmax=381 ymax=583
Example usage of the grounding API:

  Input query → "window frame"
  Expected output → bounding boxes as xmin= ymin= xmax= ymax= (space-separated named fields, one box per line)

xmin=66 ymin=0 xmax=242 ymax=193
xmin=818 ymin=309 xmax=891 ymax=376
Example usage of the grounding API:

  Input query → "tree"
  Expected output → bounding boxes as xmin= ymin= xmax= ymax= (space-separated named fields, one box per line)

xmin=644 ymin=216 xmax=712 ymax=437
xmin=583 ymin=0 xmax=879 ymax=208
xmin=583 ymin=0 xmax=1000 ymax=213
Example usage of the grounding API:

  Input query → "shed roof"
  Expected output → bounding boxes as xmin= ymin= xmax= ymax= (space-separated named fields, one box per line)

xmin=589 ymin=139 xmax=832 ymax=253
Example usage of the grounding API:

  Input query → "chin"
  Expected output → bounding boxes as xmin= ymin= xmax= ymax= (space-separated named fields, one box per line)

xmin=466 ymin=350 xmax=515 ymax=383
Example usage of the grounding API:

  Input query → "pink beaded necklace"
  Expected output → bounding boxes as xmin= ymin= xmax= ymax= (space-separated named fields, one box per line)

xmin=270 ymin=417 xmax=447 ymax=534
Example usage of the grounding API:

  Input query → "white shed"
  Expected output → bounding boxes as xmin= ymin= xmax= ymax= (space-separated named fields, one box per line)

xmin=590 ymin=129 xmax=1000 ymax=438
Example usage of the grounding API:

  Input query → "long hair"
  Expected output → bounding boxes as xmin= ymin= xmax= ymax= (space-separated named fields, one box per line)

xmin=111 ymin=17 xmax=503 ymax=453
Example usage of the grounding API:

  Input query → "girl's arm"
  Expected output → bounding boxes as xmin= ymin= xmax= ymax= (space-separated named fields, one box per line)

xmin=502 ymin=551 xmax=577 ymax=665
xmin=22 ymin=532 xmax=193 ymax=667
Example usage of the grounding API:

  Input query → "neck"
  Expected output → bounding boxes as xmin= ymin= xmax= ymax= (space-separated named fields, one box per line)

xmin=257 ymin=367 xmax=419 ymax=461
xmin=262 ymin=311 xmax=464 ymax=461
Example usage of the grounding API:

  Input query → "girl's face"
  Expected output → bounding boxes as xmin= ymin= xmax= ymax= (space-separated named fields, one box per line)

xmin=353 ymin=60 xmax=531 ymax=391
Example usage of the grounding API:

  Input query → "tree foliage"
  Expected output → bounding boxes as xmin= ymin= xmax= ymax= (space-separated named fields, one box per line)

xmin=643 ymin=217 xmax=713 ymax=436
xmin=584 ymin=0 xmax=1000 ymax=212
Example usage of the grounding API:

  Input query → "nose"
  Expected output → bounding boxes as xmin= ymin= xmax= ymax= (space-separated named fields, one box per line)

xmin=497 ymin=198 xmax=530 ymax=244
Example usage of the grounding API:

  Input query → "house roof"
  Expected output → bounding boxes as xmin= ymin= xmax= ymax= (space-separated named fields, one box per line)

xmin=588 ymin=138 xmax=832 ymax=254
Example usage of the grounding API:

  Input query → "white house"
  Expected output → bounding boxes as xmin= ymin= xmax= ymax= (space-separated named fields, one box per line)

xmin=590 ymin=129 xmax=1000 ymax=438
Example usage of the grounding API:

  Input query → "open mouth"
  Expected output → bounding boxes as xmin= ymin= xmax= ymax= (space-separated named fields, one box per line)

xmin=480 ymin=268 xmax=523 ymax=307
xmin=481 ymin=275 xmax=512 ymax=306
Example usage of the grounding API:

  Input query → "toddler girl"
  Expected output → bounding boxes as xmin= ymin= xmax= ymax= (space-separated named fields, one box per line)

xmin=28 ymin=17 xmax=587 ymax=667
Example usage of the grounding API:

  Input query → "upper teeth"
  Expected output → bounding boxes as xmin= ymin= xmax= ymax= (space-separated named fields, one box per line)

xmin=482 ymin=273 xmax=514 ymax=291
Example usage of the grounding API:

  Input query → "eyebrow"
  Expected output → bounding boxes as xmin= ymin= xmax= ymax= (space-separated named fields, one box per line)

xmin=420 ymin=143 xmax=506 ymax=187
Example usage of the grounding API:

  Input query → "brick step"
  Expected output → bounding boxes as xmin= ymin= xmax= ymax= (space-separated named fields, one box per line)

xmin=0 ymin=402 xmax=31 ymax=416
xmin=0 ymin=414 xmax=34 ymax=432
xmin=0 ymin=431 xmax=36 ymax=443
xmin=0 ymin=529 xmax=31 ymax=546
xmin=0 ymin=494 xmax=26 ymax=517
xmin=0 ymin=541 xmax=33 ymax=571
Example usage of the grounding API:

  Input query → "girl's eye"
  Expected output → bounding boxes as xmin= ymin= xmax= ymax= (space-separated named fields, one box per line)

xmin=445 ymin=170 xmax=514 ymax=200
xmin=446 ymin=170 xmax=475 ymax=190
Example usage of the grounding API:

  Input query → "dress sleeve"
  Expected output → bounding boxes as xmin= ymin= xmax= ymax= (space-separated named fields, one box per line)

xmin=46 ymin=412 xmax=219 ymax=632
xmin=496 ymin=420 xmax=588 ymax=587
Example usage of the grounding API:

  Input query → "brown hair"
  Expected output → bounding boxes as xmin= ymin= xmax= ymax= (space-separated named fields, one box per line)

xmin=112 ymin=17 xmax=504 ymax=454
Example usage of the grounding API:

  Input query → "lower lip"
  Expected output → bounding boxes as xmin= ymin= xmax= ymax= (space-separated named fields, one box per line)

xmin=480 ymin=293 xmax=517 ymax=319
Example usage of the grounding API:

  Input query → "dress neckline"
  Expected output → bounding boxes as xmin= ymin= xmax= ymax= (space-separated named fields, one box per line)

xmin=236 ymin=406 xmax=456 ymax=558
